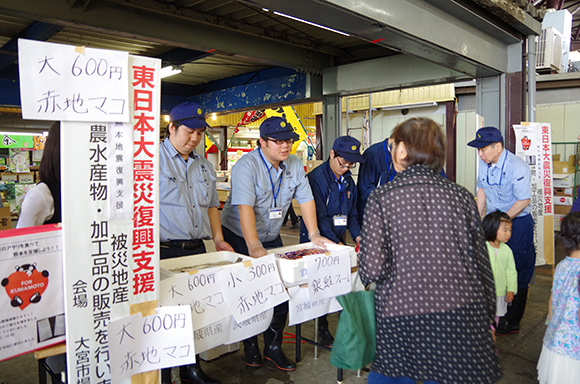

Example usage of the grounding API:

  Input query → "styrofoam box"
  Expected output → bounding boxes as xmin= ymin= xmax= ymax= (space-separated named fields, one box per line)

xmin=159 ymin=251 xmax=250 ymax=280
xmin=268 ymin=242 xmax=357 ymax=286
xmin=553 ymin=173 xmax=575 ymax=188
xmin=554 ymin=195 xmax=574 ymax=205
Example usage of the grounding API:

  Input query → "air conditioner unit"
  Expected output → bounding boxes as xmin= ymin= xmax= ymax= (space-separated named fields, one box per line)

xmin=536 ymin=27 xmax=563 ymax=73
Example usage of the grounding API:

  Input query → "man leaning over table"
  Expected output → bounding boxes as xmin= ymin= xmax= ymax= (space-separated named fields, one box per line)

xmin=221 ymin=116 xmax=331 ymax=372
xmin=159 ymin=101 xmax=233 ymax=384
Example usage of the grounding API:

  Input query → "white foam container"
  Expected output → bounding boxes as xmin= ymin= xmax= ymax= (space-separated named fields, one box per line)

xmin=268 ymin=242 xmax=357 ymax=285
xmin=159 ymin=251 xmax=250 ymax=279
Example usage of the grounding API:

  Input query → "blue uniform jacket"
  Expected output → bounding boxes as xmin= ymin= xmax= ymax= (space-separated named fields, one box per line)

xmin=299 ymin=161 xmax=361 ymax=243
xmin=357 ymin=139 xmax=447 ymax=220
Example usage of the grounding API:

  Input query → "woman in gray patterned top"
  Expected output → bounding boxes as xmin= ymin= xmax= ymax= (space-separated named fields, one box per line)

xmin=359 ymin=117 xmax=501 ymax=384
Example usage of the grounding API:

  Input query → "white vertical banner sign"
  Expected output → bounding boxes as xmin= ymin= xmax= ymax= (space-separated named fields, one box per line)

xmin=62 ymin=54 xmax=160 ymax=384
xmin=512 ymin=123 xmax=553 ymax=265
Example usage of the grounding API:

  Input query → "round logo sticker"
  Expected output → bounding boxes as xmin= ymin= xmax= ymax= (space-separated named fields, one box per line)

xmin=351 ymin=145 xmax=357 ymax=150
xmin=197 ymin=108 xmax=202 ymax=115
xmin=280 ymin=122 xmax=286 ymax=128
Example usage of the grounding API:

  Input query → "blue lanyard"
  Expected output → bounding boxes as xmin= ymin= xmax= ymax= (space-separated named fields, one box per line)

xmin=333 ymin=173 xmax=344 ymax=212
xmin=258 ymin=148 xmax=283 ymax=207
xmin=487 ymin=152 xmax=507 ymax=186
xmin=380 ymin=140 xmax=393 ymax=186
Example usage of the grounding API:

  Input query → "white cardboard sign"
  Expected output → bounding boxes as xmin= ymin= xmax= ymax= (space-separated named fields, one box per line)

xmin=287 ymin=285 xmax=342 ymax=326
xmin=305 ymin=250 xmax=351 ymax=301
xmin=217 ymin=254 xmax=289 ymax=322
xmin=228 ymin=309 xmax=274 ymax=344
xmin=18 ymin=39 xmax=129 ymax=122
xmin=108 ymin=306 xmax=195 ymax=382
xmin=160 ymin=266 xmax=230 ymax=330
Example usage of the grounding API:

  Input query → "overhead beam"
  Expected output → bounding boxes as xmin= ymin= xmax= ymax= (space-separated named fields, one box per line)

xmin=0 ymin=0 xmax=333 ymax=72
xmin=0 ymin=21 xmax=64 ymax=71
xmin=241 ymin=0 xmax=542 ymax=77
xmin=323 ymin=55 xmax=472 ymax=96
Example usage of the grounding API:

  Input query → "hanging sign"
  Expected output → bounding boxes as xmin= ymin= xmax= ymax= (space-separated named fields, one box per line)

xmin=18 ymin=39 xmax=129 ymax=122
xmin=513 ymin=123 xmax=553 ymax=265
xmin=61 ymin=54 xmax=160 ymax=384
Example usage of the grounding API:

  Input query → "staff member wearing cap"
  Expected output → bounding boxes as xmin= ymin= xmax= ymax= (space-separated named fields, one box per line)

xmin=221 ymin=116 xmax=331 ymax=371
xmin=468 ymin=126 xmax=535 ymax=336
xmin=298 ymin=135 xmax=364 ymax=347
xmin=357 ymin=137 xmax=447 ymax=221
xmin=160 ymin=101 xmax=233 ymax=384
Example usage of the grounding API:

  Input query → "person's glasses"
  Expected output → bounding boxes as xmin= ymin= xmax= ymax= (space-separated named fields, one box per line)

xmin=265 ymin=137 xmax=295 ymax=146
xmin=387 ymin=141 xmax=393 ymax=153
xmin=335 ymin=155 xmax=356 ymax=169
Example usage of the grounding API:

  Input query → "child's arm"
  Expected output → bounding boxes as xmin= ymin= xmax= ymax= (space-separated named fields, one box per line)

xmin=505 ymin=291 xmax=514 ymax=303
xmin=505 ymin=247 xmax=518 ymax=297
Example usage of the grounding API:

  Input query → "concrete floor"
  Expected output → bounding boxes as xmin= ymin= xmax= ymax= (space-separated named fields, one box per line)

xmin=0 ymin=225 xmax=553 ymax=384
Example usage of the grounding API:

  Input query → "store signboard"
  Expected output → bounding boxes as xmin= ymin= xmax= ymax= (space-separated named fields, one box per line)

xmin=0 ymin=224 xmax=64 ymax=362
xmin=513 ymin=123 xmax=553 ymax=265
xmin=61 ymin=55 xmax=160 ymax=384
xmin=18 ymin=39 xmax=129 ymax=122
xmin=0 ymin=134 xmax=37 ymax=149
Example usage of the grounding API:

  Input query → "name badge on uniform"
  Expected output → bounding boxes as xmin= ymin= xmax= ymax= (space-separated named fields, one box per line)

xmin=270 ymin=209 xmax=283 ymax=220
xmin=333 ymin=215 xmax=347 ymax=226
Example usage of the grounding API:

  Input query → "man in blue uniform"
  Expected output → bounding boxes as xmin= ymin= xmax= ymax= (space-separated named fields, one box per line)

xmin=299 ymin=135 xmax=364 ymax=346
xmin=358 ymin=137 xmax=446 ymax=219
xmin=159 ymin=101 xmax=233 ymax=384
xmin=468 ymin=126 xmax=535 ymax=335
xmin=221 ymin=116 xmax=330 ymax=372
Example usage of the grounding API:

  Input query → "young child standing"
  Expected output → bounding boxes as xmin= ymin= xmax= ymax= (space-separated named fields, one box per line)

xmin=482 ymin=211 xmax=518 ymax=331
xmin=537 ymin=211 xmax=580 ymax=383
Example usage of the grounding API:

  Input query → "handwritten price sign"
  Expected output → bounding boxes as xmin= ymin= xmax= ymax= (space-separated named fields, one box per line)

xmin=217 ymin=254 xmax=289 ymax=322
xmin=18 ymin=39 xmax=129 ymax=122
xmin=108 ymin=306 xmax=195 ymax=382
xmin=305 ymin=249 xmax=351 ymax=301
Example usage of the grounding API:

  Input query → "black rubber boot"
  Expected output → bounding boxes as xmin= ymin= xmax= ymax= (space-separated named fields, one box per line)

xmin=180 ymin=362 xmax=220 ymax=384
xmin=317 ymin=314 xmax=334 ymax=348
xmin=243 ymin=336 xmax=262 ymax=367
xmin=263 ymin=303 xmax=296 ymax=371
xmin=161 ymin=368 xmax=172 ymax=384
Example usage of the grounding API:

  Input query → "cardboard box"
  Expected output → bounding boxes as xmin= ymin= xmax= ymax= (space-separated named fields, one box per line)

xmin=1 ymin=174 xmax=17 ymax=183
xmin=554 ymin=204 xmax=572 ymax=215
xmin=553 ymin=173 xmax=575 ymax=188
xmin=552 ymin=155 xmax=576 ymax=174
xmin=0 ymin=205 xmax=11 ymax=230
xmin=554 ymin=187 xmax=574 ymax=197
xmin=554 ymin=214 xmax=565 ymax=231
xmin=554 ymin=195 xmax=574 ymax=205
xmin=306 ymin=160 xmax=323 ymax=173
xmin=17 ymin=172 xmax=34 ymax=184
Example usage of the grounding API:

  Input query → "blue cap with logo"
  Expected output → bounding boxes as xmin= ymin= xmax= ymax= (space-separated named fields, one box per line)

xmin=259 ymin=117 xmax=299 ymax=141
xmin=333 ymin=136 xmax=365 ymax=163
xmin=467 ymin=127 xmax=504 ymax=148
xmin=169 ymin=102 xmax=210 ymax=130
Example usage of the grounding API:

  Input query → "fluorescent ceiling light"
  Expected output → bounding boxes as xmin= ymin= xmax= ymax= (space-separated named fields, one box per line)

xmin=160 ymin=66 xmax=182 ymax=79
xmin=272 ymin=11 xmax=350 ymax=37
xmin=382 ymin=102 xmax=438 ymax=111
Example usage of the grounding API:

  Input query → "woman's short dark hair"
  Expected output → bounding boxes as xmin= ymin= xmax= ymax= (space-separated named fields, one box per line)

xmin=38 ymin=121 xmax=60 ymax=183
xmin=482 ymin=210 xmax=511 ymax=242
xmin=391 ymin=117 xmax=446 ymax=173
xmin=558 ymin=211 xmax=580 ymax=255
